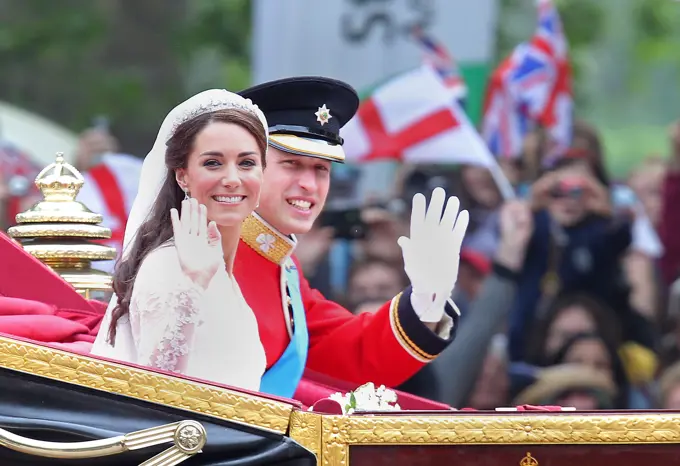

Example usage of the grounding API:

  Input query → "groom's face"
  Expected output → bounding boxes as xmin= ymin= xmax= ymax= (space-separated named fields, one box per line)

xmin=256 ymin=147 xmax=331 ymax=236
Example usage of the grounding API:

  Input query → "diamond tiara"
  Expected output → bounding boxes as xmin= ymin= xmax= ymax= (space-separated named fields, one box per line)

xmin=168 ymin=97 xmax=267 ymax=139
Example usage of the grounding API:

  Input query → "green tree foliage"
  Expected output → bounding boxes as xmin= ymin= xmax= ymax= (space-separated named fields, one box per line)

xmin=631 ymin=0 xmax=680 ymax=86
xmin=0 ymin=0 xmax=252 ymax=157
xmin=179 ymin=0 xmax=253 ymax=93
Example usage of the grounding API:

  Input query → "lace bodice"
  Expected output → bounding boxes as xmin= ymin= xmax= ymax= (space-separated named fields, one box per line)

xmin=92 ymin=244 xmax=266 ymax=392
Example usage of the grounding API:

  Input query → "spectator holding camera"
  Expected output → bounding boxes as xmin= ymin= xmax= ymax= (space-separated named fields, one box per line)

xmin=508 ymin=161 xmax=635 ymax=362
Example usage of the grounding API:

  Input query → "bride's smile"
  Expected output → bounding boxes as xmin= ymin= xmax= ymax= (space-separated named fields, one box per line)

xmin=176 ymin=122 xmax=264 ymax=228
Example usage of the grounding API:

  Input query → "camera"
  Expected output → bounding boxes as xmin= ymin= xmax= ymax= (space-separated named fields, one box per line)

xmin=551 ymin=177 xmax=585 ymax=199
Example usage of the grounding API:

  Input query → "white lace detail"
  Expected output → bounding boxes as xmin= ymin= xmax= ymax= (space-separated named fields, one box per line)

xmin=132 ymin=284 xmax=203 ymax=373
xmin=128 ymin=247 xmax=206 ymax=373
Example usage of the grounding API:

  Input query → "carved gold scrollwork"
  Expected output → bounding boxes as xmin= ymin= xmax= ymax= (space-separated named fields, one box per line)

xmin=321 ymin=416 xmax=350 ymax=466
xmin=309 ymin=413 xmax=680 ymax=466
xmin=0 ymin=337 xmax=293 ymax=434
xmin=0 ymin=420 xmax=207 ymax=465
xmin=289 ymin=410 xmax=322 ymax=461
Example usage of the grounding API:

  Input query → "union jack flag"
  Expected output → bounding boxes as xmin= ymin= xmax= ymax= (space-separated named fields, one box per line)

xmin=482 ymin=0 xmax=572 ymax=159
xmin=411 ymin=26 xmax=467 ymax=105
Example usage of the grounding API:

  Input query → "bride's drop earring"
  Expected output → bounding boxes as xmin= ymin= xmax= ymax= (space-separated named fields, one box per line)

xmin=183 ymin=189 xmax=190 ymax=201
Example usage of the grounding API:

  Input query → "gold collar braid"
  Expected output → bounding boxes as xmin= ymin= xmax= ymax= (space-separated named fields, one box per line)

xmin=240 ymin=213 xmax=296 ymax=265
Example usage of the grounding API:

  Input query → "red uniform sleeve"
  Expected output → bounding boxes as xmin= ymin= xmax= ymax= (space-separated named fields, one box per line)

xmin=296 ymin=258 xmax=459 ymax=388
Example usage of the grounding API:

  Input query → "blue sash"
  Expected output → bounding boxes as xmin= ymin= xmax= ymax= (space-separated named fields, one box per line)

xmin=259 ymin=259 xmax=309 ymax=398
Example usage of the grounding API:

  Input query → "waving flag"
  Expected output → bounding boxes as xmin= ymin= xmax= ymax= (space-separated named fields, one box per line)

xmin=481 ymin=59 xmax=530 ymax=159
xmin=482 ymin=0 xmax=573 ymax=159
xmin=411 ymin=26 xmax=467 ymax=105
xmin=342 ymin=65 xmax=494 ymax=168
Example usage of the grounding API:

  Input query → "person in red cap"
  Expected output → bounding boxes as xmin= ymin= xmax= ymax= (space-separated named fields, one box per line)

xmin=235 ymin=77 xmax=469 ymax=399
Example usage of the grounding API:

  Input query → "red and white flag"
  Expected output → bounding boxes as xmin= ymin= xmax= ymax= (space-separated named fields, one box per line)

xmin=341 ymin=65 xmax=495 ymax=168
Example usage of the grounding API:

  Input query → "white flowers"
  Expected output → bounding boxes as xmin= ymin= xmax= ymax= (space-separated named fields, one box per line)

xmin=329 ymin=382 xmax=401 ymax=415
xmin=256 ymin=233 xmax=276 ymax=253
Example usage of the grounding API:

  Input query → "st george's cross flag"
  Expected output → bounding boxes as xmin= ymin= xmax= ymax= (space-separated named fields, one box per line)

xmin=341 ymin=64 xmax=495 ymax=169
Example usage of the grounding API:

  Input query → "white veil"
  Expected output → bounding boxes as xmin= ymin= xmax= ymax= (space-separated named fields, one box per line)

xmin=91 ymin=89 xmax=268 ymax=359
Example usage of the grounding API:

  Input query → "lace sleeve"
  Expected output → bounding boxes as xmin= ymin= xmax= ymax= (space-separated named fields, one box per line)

xmin=128 ymin=246 xmax=206 ymax=373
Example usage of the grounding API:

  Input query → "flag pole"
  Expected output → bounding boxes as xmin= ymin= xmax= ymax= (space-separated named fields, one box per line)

xmin=488 ymin=160 xmax=516 ymax=201
xmin=468 ymin=128 xmax=516 ymax=200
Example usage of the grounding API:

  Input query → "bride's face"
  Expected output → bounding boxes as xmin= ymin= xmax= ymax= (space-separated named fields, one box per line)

xmin=176 ymin=122 xmax=263 ymax=227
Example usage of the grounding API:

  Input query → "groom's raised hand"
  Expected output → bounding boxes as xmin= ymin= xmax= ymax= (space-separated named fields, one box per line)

xmin=397 ymin=187 xmax=469 ymax=324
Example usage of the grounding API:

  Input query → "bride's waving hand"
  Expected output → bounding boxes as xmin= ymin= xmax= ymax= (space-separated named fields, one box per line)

xmin=171 ymin=199 xmax=224 ymax=290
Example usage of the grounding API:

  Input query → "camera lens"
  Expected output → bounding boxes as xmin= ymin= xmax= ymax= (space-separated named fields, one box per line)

xmin=350 ymin=225 xmax=365 ymax=239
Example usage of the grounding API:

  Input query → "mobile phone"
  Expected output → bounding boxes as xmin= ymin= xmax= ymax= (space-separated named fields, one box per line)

xmin=318 ymin=207 xmax=367 ymax=240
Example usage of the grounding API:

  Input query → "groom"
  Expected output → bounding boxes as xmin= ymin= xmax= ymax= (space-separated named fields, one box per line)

xmin=235 ymin=77 xmax=466 ymax=398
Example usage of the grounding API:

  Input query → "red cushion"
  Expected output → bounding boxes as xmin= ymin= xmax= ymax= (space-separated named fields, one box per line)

xmin=0 ymin=315 xmax=91 ymax=343
xmin=0 ymin=296 xmax=101 ymax=343
xmin=0 ymin=296 xmax=56 ymax=315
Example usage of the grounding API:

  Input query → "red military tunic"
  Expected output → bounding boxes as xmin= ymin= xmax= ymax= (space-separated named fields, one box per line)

xmin=233 ymin=213 xmax=459 ymax=388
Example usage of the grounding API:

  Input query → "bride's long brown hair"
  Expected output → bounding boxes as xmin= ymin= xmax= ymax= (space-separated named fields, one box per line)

xmin=107 ymin=108 xmax=267 ymax=344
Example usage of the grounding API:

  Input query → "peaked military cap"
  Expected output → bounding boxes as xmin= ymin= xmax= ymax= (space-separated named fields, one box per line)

xmin=239 ymin=76 xmax=359 ymax=163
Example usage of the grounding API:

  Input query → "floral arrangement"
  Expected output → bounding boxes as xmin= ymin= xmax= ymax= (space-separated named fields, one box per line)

xmin=328 ymin=382 xmax=402 ymax=415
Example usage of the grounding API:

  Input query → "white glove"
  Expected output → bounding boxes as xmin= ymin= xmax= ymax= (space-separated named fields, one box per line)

xmin=397 ymin=187 xmax=469 ymax=323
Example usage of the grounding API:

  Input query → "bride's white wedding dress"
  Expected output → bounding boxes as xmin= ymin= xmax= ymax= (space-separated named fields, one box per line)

xmin=91 ymin=243 xmax=266 ymax=392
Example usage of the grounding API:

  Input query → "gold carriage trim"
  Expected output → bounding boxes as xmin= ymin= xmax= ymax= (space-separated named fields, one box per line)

xmin=288 ymin=409 xmax=323 ymax=462
xmin=240 ymin=213 xmax=296 ymax=265
xmin=388 ymin=293 xmax=437 ymax=363
xmin=287 ymin=411 xmax=680 ymax=466
xmin=0 ymin=336 xmax=293 ymax=434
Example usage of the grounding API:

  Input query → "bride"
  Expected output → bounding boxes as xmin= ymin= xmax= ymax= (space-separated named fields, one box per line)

xmin=91 ymin=89 xmax=268 ymax=391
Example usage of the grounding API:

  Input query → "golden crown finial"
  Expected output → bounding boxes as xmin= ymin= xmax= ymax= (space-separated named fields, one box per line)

xmin=33 ymin=151 xmax=85 ymax=202
xmin=8 ymin=150 xmax=116 ymax=300
xmin=520 ymin=452 xmax=539 ymax=466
